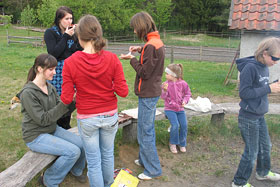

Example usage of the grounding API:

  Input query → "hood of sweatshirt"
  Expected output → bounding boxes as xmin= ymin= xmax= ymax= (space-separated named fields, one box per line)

xmin=69 ymin=50 xmax=111 ymax=79
xmin=19 ymin=81 xmax=54 ymax=99
xmin=236 ymin=56 xmax=266 ymax=72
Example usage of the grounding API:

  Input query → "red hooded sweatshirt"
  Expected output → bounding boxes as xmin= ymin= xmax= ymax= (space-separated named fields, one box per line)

xmin=61 ymin=50 xmax=128 ymax=114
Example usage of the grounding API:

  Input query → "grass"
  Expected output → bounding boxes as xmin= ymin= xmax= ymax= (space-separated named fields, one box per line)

xmin=1 ymin=25 xmax=280 ymax=186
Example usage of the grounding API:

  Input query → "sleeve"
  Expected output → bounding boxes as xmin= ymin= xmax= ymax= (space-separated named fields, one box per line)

xmin=113 ymin=55 xmax=129 ymax=97
xmin=21 ymin=90 xmax=69 ymax=127
xmin=239 ymin=64 xmax=271 ymax=99
xmin=44 ymin=29 xmax=71 ymax=59
xmin=182 ymin=81 xmax=192 ymax=104
xmin=61 ymin=59 xmax=75 ymax=105
xmin=130 ymin=45 xmax=158 ymax=80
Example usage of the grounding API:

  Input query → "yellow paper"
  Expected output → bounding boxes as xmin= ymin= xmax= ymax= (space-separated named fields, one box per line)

xmin=111 ymin=169 xmax=139 ymax=187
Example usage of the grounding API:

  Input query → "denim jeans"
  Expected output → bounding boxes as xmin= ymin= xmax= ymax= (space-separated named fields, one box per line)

xmin=77 ymin=113 xmax=118 ymax=187
xmin=233 ymin=115 xmax=271 ymax=185
xmin=165 ymin=110 xmax=188 ymax=147
xmin=26 ymin=126 xmax=86 ymax=187
xmin=137 ymin=96 xmax=162 ymax=178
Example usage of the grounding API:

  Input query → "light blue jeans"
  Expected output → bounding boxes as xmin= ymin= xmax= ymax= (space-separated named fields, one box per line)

xmin=233 ymin=116 xmax=271 ymax=185
xmin=137 ymin=97 xmax=162 ymax=178
xmin=165 ymin=110 xmax=188 ymax=147
xmin=77 ymin=113 xmax=118 ymax=187
xmin=26 ymin=126 xmax=86 ymax=187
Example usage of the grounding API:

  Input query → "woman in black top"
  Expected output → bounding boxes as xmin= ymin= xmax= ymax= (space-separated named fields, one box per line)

xmin=44 ymin=6 xmax=82 ymax=129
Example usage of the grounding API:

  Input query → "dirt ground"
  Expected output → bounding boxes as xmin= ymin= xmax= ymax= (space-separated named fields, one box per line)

xmin=60 ymin=95 xmax=280 ymax=187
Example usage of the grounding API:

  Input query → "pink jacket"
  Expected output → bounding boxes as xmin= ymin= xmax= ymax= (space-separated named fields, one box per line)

xmin=161 ymin=79 xmax=191 ymax=112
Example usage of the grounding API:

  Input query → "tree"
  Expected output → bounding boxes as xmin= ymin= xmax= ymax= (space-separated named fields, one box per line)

xmin=37 ymin=0 xmax=59 ymax=27
xmin=146 ymin=0 xmax=174 ymax=31
xmin=21 ymin=4 xmax=37 ymax=27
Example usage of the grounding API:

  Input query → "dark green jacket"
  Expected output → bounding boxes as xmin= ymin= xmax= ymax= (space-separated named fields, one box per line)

xmin=20 ymin=81 xmax=71 ymax=143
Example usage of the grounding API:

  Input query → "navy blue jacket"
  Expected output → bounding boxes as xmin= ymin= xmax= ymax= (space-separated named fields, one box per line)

xmin=236 ymin=56 xmax=271 ymax=119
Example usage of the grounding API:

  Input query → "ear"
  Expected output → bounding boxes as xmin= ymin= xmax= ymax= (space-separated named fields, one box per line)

xmin=263 ymin=50 xmax=269 ymax=58
xmin=37 ymin=66 xmax=44 ymax=73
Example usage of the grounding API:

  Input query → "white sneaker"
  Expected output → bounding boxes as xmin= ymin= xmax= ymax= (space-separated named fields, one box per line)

xmin=256 ymin=171 xmax=280 ymax=181
xmin=134 ymin=159 xmax=143 ymax=167
xmin=167 ymin=126 xmax=171 ymax=132
xmin=138 ymin=173 xmax=152 ymax=180
xmin=232 ymin=182 xmax=254 ymax=187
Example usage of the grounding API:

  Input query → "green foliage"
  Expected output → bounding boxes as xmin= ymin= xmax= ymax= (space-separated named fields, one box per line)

xmin=0 ymin=15 xmax=13 ymax=29
xmin=37 ymin=0 xmax=59 ymax=27
xmin=146 ymin=0 xmax=174 ymax=30
xmin=21 ymin=5 xmax=37 ymax=27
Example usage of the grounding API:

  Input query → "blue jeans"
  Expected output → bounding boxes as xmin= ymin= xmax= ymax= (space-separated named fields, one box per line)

xmin=233 ymin=116 xmax=271 ymax=185
xmin=137 ymin=97 xmax=162 ymax=177
xmin=26 ymin=126 xmax=86 ymax=187
xmin=165 ymin=110 xmax=188 ymax=147
xmin=77 ymin=113 xmax=118 ymax=187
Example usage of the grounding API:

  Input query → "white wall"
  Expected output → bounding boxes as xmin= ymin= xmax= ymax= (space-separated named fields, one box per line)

xmin=240 ymin=32 xmax=280 ymax=82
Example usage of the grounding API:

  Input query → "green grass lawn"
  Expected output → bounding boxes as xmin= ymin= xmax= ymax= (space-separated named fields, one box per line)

xmin=1 ymin=26 xmax=280 ymax=185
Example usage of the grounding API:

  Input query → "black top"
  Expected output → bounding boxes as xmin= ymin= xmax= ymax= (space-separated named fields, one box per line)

xmin=44 ymin=26 xmax=82 ymax=61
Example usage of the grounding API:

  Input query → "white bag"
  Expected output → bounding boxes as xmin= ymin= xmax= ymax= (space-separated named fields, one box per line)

xmin=184 ymin=96 xmax=212 ymax=112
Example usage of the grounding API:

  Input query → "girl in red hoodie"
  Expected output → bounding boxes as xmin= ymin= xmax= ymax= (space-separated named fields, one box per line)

xmin=61 ymin=15 xmax=128 ymax=187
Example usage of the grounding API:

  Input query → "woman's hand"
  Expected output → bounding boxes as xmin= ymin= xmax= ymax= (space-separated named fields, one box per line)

xmin=65 ymin=25 xmax=75 ymax=36
xmin=120 ymin=51 xmax=135 ymax=60
xmin=270 ymin=81 xmax=280 ymax=93
xmin=129 ymin=46 xmax=142 ymax=53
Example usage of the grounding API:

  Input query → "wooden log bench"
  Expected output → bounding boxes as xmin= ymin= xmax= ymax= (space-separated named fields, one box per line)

xmin=0 ymin=114 xmax=133 ymax=187
xmin=0 ymin=104 xmax=224 ymax=187
xmin=7 ymin=35 xmax=44 ymax=47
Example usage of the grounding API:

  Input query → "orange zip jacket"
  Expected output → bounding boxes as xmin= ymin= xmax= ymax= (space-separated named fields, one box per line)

xmin=130 ymin=31 xmax=165 ymax=97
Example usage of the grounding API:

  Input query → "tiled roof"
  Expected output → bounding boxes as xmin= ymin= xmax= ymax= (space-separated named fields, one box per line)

xmin=228 ymin=0 xmax=280 ymax=31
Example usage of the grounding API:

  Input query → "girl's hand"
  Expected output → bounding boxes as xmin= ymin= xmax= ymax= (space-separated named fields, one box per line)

xmin=129 ymin=46 xmax=142 ymax=53
xmin=182 ymin=101 xmax=186 ymax=107
xmin=162 ymin=82 xmax=168 ymax=91
xmin=65 ymin=25 xmax=75 ymax=36
xmin=120 ymin=52 xmax=135 ymax=60
xmin=270 ymin=81 xmax=280 ymax=93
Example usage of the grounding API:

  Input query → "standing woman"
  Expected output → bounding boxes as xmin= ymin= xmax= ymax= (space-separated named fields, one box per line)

xmin=44 ymin=6 xmax=81 ymax=129
xmin=120 ymin=11 xmax=165 ymax=180
xmin=20 ymin=54 xmax=86 ymax=187
xmin=61 ymin=15 xmax=129 ymax=187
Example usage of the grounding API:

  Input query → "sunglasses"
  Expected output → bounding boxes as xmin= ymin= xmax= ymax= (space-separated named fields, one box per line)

xmin=271 ymin=55 xmax=280 ymax=61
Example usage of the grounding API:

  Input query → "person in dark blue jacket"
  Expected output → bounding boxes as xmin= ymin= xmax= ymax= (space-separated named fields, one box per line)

xmin=44 ymin=6 xmax=82 ymax=129
xmin=232 ymin=37 xmax=280 ymax=187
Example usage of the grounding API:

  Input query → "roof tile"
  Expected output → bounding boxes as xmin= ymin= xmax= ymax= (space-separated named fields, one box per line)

xmin=229 ymin=0 xmax=280 ymax=30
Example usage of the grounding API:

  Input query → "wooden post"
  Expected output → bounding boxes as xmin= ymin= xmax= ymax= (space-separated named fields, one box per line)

xmin=211 ymin=113 xmax=225 ymax=126
xmin=199 ymin=46 xmax=202 ymax=61
xmin=6 ymin=29 xmax=9 ymax=46
xmin=163 ymin=29 xmax=166 ymax=42
xmin=122 ymin=119 xmax=138 ymax=143
xmin=171 ymin=46 xmax=174 ymax=64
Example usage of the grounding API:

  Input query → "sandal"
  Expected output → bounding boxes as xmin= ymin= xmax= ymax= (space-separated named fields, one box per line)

xmin=169 ymin=144 xmax=177 ymax=154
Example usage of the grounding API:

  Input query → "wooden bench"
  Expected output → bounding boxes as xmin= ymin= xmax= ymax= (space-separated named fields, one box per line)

xmin=0 ymin=114 xmax=133 ymax=187
xmin=7 ymin=35 xmax=44 ymax=47
xmin=0 ymin=104 xmax=224 ymax=187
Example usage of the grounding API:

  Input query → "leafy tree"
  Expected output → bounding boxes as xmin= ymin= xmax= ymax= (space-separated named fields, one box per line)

xmin=37 ymin=0 xmax=59 ymax=27
xmin=146 ymin=0 xmax=174 ymax=31
xmin=21 ymin=5 xmax=37 ymax=27
xmin=0 ymin=15 xmax=13 ymax=29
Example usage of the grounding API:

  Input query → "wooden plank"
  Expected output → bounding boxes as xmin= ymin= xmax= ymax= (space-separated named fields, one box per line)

xmin=0 ymin=115 xmax=134 ymax=187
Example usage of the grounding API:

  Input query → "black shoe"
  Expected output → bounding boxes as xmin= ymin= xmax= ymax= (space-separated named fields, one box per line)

xmin=38 ymin=172 xmax=46 ymax=186
xmin=72 ymin=173 xmax=87 ymax=183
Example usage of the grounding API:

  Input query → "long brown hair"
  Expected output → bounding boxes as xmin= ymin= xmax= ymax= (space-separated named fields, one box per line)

xmin=130 ymin=11 xmax=157 ymax=41
xmin=54 ymin=6 xmax=74 ymax=28
xmin=26 ymin=54 xmax=57 ymax=83
xmin=76 ymin=15 xmax=106 ymax=53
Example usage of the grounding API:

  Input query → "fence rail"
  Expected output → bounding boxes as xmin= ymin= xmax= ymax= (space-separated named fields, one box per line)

xmin=6 ymin=34 xmax=238 ymax=63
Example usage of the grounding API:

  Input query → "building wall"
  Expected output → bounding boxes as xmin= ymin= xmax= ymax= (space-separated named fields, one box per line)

xmin=240 ymin=32 xmax=280 ymax=82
